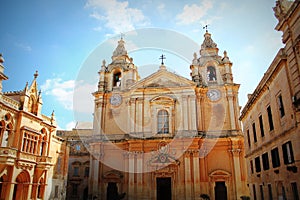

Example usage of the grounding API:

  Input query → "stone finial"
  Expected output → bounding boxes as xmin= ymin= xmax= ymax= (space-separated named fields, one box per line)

xmin=100 ymin=59 xmax=106 ymax=72
xmin=0 ymin=54 xmax=4 ymax=73
xmin=224 ymin=50 xmax=228 ymax=58
xmin=34 ymin=70 xmax=39 ymax=79
xmin=201 ymin=32 xmax=217 ymax=49
xmin=0 ymin=54 xmax=4 ymax=64
xmin=113 ymin=38 xmax=127 ymax=57
xmin=222 ymin=50 xmax=231 ymax=64
xmin=50 ymin=110 xmax=56 ymax=125
xmin=192 ymin=52 xmax=198 ymax=65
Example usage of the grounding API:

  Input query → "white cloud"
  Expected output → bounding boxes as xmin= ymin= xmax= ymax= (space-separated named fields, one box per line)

xmin=41 ymin=78 xmax=98 ymax=114
xmin=65 ymin=121 xmax=76 ymax=130
xmin=157 ymin=3 xmax=165 ymax=13
xmin=86 ymin=0 xmax=149 ymax=33
xmin=15 ymin=42 xmax=32 ymax=52
xmin=73 ymin=80 xmax=97 ymax=114
xmin=176 ymin=0 xmax=213 ymax=25
xmin=41 ymin=78 xmax=75 ymax=110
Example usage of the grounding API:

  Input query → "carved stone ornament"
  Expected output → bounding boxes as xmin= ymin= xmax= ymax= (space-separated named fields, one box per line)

xmin=113 ymin=39 xmax=127 ymax=57
xmin=201 ymin=32 xmax=217 ymax=49
xmin=273 ymin=0 xmax=293 ymax=20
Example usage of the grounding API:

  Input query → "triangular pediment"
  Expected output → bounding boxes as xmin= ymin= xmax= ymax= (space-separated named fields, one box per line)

xmin=129 ymin=68 xmax=196 ymax=90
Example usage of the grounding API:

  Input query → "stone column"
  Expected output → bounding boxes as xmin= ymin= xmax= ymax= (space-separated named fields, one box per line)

xmin=229 ymin=145 xmax=242 ymax=200
xmin=136 ymin=152 xmax=143 ymax=199
xmin=128 ymin=152 xmax=135 ymax=199
xmin=137 ymin=98 xmax=143 ymax=134
xmin=130 ymin=98 xmax=136 ymax=134
xmin=190 ymin=96 xmax=197 ymax=131
xmin=123 ymin=152 xmax=129 ymax=199
xmin=196 ymin=91 xmax=203 ymax=130
xmin=227 ymin=92 xmax=236 ymax=130
xmin=199 ymin=148 xmax=208 ymax=193
xmin=91 ymin=157 xmax=100 ymax=198
xmin=193 ymin=151 xmax=201 ymax=197
xmin=182 ymin=96 xmax=188 ymax=131
xmin=93 ymin=99 xmax=103 ymax=135
xmin=184 ymin=152 xmax=192 ymax=198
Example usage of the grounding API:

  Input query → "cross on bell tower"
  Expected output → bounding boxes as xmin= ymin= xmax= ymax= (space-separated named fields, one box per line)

xmin=203 ymin=24 xmax=209 ymax=33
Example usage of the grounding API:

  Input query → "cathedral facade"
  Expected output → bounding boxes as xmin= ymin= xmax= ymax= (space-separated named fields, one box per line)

xmin=88 ymin=31 xmax=249 ymax=200
xmin=0 ymin=55 xmax=69 ymax=200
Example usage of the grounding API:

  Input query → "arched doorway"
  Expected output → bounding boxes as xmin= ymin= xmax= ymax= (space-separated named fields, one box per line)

xmin=13 ymin=171 xmax=30 ymax=200
xmin=0 ymin=173 xmax=8 ymax=199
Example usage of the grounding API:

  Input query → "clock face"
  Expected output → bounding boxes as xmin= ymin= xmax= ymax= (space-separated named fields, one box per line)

xmin=207 ymin=89 xmax=221 ymax=101
xmin=110 ymin=94 xmax=122 ymax=106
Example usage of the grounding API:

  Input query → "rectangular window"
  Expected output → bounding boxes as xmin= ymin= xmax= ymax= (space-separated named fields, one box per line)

xmin=268 ymin=184 xmax=273 ymax=200
xmin=259 ymin=115 xmax=265 ymax=137
xmin=277 ymin=94 xmax=285 ymax=118
xmin=282 ymin=141 xmax=294 ymax=164
xmin=267 ymin=106 xmax=274 ymax=131
xmin=157 ymin=110 xmax=169 ymax=134
xmin=247 ymin=129 xmax=251 ymax=147
xmin=262 ymin=152 xmax=270 ymax=170
xmin=84 ymin=167 xmax=89 ymax=177
xmin=73 ymin=167 xmax=79 ymax=176
xmin=260 ymin=185 xmax=264 ymax=200
xmin=271 ymin=148 xmax=280 ymax=168
xmin=291 ymin=182 xmax=299 ymax=200
xmin=253 ymin=184 xmax=257 ymax=200
xmin=54 ymin=185 xmax=59 ymax=198
xmin=252 ymin=123 xmax=257 ymax=143
xmin=75 ymin=145 xmax=81 ymax=151
xmin=255 ymin=156 xmax=261 ymax=173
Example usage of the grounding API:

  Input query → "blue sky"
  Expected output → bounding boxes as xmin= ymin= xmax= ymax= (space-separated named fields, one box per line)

xmin=0 ymin=0 xmax=283 ymax=130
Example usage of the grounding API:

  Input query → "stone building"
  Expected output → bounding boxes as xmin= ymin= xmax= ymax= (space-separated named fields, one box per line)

xmin=57 ymin=123 xmax=92 ymax=200
xmin=0 ymin=55 xmax=69 ymax=200
xmin=88 ymin=31 xmax=249 ymax=200
xmin=240 ymin=0 xmax=300 ymax=199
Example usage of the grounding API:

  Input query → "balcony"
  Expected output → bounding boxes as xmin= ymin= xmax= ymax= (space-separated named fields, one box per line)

xmin=36 ymin=156 xmax=53 ymax=170
xmin=0 ymin=147 xmax=17 ymax=165
xmin=17 ymin=151 xmax=36 ymax=163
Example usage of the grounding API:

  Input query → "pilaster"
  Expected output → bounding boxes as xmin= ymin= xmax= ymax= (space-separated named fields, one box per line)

xmin=184 ymin=151 xmax=192 ymax=198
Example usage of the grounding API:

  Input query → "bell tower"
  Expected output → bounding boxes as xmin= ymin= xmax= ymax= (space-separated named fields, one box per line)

xmin=97 ymin=38 xmax=139 ymax=92
xmin=191 ymin=31 xmax=241 ymax=135
xmin=190 ymin=31 xmax=233 ymax=87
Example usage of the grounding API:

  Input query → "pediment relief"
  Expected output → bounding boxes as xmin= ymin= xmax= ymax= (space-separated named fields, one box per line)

xmin=145 ymin=77 xmax=182 ymax=88
xmin=103 ymin=170 xmax=123 ymax=180
xmin=129 ymin=70 xmax=196 ymax=90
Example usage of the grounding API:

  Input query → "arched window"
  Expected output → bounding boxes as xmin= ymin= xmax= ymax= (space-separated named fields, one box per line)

xmin=207 ymin=66 xmax=217 ymax=81
xmin=157 ymin=110 xmax=169 ymax=134
xmin=113 ymin=71 xmax=121 ymax=87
